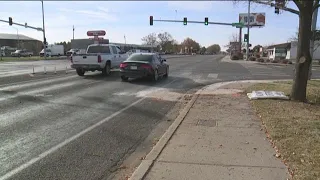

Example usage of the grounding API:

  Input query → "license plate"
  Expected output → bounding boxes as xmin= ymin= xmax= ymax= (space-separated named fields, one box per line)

xmin=130 ymin=66 xmax=137 ymax=70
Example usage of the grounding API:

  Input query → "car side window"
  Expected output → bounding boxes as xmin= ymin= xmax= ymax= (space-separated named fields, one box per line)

xmin=111 ymin=46 xmax=117 ymax=54
xmin=116 ymin=46 xmax=122 ymax=53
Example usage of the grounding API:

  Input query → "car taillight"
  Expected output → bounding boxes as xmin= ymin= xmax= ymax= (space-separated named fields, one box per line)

xmin=98 ymin=55 xmax=102 ymax=63
xmin=141 ymin=64 xmax=152 ymax=69
xmin=120 ymin=63 xmax=128 ymax=68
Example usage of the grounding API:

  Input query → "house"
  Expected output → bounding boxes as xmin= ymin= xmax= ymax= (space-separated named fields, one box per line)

xmin=266 ymin=41 xmax=320 ymax=60
xmin=266 ymin=42 xmax=291 ymax=60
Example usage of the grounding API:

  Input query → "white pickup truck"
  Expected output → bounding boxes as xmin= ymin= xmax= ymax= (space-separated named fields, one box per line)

xmin=71 ymin=44 xmax=128 ymax=76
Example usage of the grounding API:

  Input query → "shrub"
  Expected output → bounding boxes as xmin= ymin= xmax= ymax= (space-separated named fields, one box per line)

xmin=257 ymin=58 xmax=265 ymax=62
xmin=231 ymin=55 xmax=239 ymax=60
xmin=281 ymin=59 xmax=289 ymax=64
xmin=266 ymin=59 xmax=271 ymax=63
xmin=272 ymin=59 xmax=279 ymax=63
xmin=255 ymin=54 xmax=261 ymax=58
xmin=249 ymin=56 xmax=256 ymax=61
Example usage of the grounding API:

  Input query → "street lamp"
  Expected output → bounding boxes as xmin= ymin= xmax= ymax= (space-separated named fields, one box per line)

xmin=40 ymin=0 xmax=47 ymax=59
xmin=12 ymin=27 xmax=20 ymax=49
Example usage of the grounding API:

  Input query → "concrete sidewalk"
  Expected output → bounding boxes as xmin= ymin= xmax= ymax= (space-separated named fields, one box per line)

xmin=129 ymin=81 xmax=289 ymax=180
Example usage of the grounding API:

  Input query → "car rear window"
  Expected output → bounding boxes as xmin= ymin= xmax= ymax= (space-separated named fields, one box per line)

xmin=87 ymin=46 xmax=111 ymax=54
xmin=127 ymin=54 xmax=153 ymax=62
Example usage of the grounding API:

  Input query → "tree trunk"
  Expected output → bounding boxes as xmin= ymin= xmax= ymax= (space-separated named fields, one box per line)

xmin=291 ymin=2 xmax=314 ymax=102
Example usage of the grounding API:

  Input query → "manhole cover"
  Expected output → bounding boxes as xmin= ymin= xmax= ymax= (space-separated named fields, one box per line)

xmin=196 ymin=119 xmax=217 ymax=127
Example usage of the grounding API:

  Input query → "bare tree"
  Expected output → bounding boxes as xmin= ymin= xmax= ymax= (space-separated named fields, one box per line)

xmin=235 ymin=0 xmax=319 ymax=102
xmin=141 ymin=33 xmax=158 ymax=46
xmin=206 ymin=44 xmax=221 ymax=54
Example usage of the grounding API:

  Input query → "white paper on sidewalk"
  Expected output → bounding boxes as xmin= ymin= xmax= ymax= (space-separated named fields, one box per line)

xmin=247 ymin=91 xmax=289 ymax=100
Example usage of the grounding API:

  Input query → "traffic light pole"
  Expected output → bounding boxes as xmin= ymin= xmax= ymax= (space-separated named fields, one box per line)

xmin=246 ymin=0 xmax=251 ymax=61
xmin=154 ymin=19 xmax=233 ymax=26
xmin=0 ymin=19 xmax=43 ymax=31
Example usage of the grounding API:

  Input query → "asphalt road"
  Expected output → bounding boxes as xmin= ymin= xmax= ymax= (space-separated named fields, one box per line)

xmin=1 ymin=55 xmax=320 ymax=180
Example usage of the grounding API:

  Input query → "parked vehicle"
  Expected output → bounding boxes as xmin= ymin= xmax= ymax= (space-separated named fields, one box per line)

xmin=71 ymin=44 xmax=128 ymax=76
xmin=119 ymin=53 xmax=169 ymax=82
xmin=39 ymin=45 xmax=64 ymax=57
xmin=11 ymin=49 xmax=33 ymax=57
xmin=66 ymin=49 xmax=80 ymax=56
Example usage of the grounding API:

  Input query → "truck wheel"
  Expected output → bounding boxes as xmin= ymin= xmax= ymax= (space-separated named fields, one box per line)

xmin=76 ymin=69 xmax=85 ymax=76
xmin=102 ymin=63 xmax=111 ymax=76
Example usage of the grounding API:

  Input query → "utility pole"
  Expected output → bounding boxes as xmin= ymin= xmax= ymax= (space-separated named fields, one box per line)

xmin=239 ymin=27 xmax=242 ymax=53
xmin=41 ymin=0 xmax=47 ymax=59
xmin=309 ymin=0 xmax=319 ymax=80
xmin=73 ymin=25 xmax=75 ymax=40
xmin=246 ymin=0 xmax=251 ymax=60
xmin=124 ymin=35 xmax=126 ymax=44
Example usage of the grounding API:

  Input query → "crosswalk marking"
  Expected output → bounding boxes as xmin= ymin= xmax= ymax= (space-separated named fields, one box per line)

xmin=207 ymin=73 xmax=218 ymax=79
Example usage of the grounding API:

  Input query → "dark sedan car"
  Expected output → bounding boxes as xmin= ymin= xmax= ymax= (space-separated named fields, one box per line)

xmin=119 ymin=53 xmax=169 ymax=81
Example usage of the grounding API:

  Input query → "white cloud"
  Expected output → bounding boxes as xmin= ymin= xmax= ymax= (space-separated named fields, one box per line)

xmin=167 ymin=1 xmax=214 ymax=12
xmin=57 ymin=8 xmax=118 ymax=22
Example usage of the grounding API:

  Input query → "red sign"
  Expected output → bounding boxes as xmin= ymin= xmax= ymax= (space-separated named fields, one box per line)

xmin=87 ymin=30 xmax=106 ymax=36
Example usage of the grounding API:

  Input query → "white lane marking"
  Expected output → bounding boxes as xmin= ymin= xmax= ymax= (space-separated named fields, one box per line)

xmin=0 ymin=79 xmax=177 ymax=180
xmin=0 ymin=80 xmax=86 ymax=103
xmin=0 ymin=75 xmax=78 ymax=89
xmin=207 ymin=73 xmax=218 ymax=79
xmin=0 ymin=75 xmax=78 ymax=91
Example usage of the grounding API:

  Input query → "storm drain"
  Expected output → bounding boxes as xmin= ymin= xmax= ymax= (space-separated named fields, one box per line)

xmin=196 ymin=119 xmax=217 ymax=127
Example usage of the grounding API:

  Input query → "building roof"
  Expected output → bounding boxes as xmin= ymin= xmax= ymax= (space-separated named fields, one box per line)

xmin=0 ymin=33 xmax=40 ymax=41
xmin=267 ymin=42 xmax=291 ymax=49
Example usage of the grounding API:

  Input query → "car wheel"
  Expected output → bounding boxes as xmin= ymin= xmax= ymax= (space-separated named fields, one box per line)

xmin=46 ymin=54 xmax=49 ymax=57
xmin=76 ymin=68 xmax=85 ymax=76
xmin=102 ymin=63 xmax=111 ymax=76
xmin=29 ymin=54 xmax=32 ymax=57
xmin=121 ymin=76 xmax=129 ymax=82
xmin=163 ymin=67 xmax=169 ymax=78
xmin=152 ymin=69 xmax=159 ymax=82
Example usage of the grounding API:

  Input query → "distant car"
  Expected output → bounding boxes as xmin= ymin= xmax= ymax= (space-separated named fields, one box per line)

xmin=119 ymin=53 xmax=169 ymax=82
xmin=11 ymin=50 xmax=33 ymax=57
xmin=66 ymin=49 xmax=79 ymax=56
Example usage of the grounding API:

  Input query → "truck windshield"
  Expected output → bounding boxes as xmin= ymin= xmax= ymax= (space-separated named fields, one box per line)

xmin=87 ymin=46 xmax=111 ymax=54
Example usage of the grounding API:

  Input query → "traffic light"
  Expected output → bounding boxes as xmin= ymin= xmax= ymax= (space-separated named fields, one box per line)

xmin=244 ymin=34 xmax=249 ymax=42
xmin=183 ymin=17 xmax=187 ymax=25
xmin=204 ymin=17 xmax=208 ymax=25
xmin=275 ymin=7 xmax=279 ymax=14
xmin=9 ymin=17 xmax=12 ymax=26
xmin=150 ymin=16 xmax=153 ymax=26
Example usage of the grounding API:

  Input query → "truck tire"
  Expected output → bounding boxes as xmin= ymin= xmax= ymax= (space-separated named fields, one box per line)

xmin=102 ymin=62 xmax=111 ymax=76
xmin=76 ymin=68 xmax=85 ymax=76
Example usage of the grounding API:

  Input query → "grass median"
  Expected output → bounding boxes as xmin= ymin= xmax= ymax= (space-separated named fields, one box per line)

xmin=0 ymin=56 xmax=67 ymax=61
xmin=246 ymin=81 xmax=320 ymax=180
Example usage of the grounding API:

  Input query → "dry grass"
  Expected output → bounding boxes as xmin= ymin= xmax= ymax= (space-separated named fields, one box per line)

xmin=246 ymin=80 xmax=320 ymax=180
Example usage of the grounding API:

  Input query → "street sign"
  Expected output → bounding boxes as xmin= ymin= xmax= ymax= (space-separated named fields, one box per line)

xmin=239 ymin=13 xmax=265 ymax=27
xmin=232 ymin=22 xmax=244 ymax=27
xmin=87 ymin=30 xmax=106 ymax=36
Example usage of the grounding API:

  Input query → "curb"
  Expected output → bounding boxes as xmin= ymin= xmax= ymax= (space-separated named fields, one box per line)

xmin=129 ymin=92 xmax=200 ymax=180
xmin=258 ymin=63 xmax=293 ymax=66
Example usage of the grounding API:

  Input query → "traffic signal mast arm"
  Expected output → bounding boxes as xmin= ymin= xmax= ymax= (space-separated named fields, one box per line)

xmin=0 ymin=18 xmax=44 ymax=31
xmin=253 ymin=0 xmax=299 ymax=15
xmin=153 ymin=19 xmax=234 ymax=26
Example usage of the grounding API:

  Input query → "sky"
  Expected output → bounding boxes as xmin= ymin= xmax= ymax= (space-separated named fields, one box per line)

xmin=0 ymin=1 xmax=308 ymax=50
